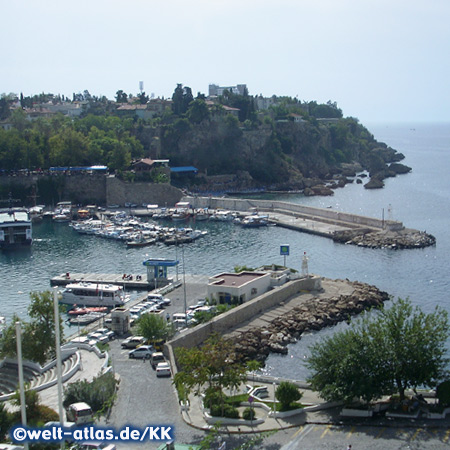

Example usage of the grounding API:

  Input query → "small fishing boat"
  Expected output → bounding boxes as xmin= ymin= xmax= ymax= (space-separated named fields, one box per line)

xmin=68 ymin=306 xmax=108 ymax=316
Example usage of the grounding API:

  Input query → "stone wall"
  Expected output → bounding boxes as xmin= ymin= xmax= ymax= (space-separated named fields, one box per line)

xmin=168 ymin=275 xmax=322 ymax=351
xmin=0 ymin=174 xmax=183 ymax=207
xmin=106 ymin=177 xmax=182 ymax=206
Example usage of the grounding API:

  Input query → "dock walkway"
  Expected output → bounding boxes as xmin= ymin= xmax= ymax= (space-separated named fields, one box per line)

xmin=50 ymin=272 xmax=151 ymax=289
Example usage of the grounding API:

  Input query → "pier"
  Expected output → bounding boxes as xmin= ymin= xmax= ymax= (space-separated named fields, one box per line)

xmin=50 ymin=272 xmax=152 ymax=289
xmin=185 ymin=196 xmax=435 ymax=249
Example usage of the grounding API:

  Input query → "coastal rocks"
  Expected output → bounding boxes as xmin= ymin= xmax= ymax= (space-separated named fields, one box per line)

xmin=303 ymin=185 xmax=334 ymax=196
xmin=364 ymin=177 xmax=385 ymax=189
xmin=333 ymin=229 xmax=436 ymax=249
xmin=230 ymin=280 xmax=389 ymax=363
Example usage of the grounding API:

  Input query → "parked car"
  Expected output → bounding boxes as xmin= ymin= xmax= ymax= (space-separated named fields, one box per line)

xmin=121 ymin=336 xmax=145 ymax=349
xmin=150 ymin=352 xmax=165 ymax=369
xmin=156 ymin=362 xmax=171 ymax=377
xmin=128 ymin=345 xmax=154 ymax=359
xmin=66 ymin=402 xmax=94 ymax=425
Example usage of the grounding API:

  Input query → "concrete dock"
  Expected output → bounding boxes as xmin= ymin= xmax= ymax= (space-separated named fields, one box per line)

xmin=50 ymin=272 xmax=152 ymax=289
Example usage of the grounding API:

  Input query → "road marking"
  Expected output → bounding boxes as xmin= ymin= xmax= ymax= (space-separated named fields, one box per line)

xmin=443 ymin=429 xmax=450 ymax=443
xmin=320 ymin=425 xmax=332 ymax=438
xmin=292 ymin=426 xmax=304 ymax=438
xmin=410 ymin=428 xmax=423 ymax=441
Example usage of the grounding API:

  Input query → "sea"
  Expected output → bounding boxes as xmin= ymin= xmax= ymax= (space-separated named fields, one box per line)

xmin=1 ymin=122 xmax=449 ymax=379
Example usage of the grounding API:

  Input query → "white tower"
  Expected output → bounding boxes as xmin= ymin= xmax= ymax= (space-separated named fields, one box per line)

xmin=301 ymin=252 xmax=309 ymax=277
xmin=139 ymin=81 xmax=144 ymax=94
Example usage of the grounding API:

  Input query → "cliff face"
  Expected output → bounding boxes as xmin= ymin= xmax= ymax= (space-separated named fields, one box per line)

xmin=162 ymin=116 xmax=408 ymax=193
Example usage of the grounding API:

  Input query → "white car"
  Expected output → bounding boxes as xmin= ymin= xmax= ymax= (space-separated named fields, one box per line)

xmin=121 ymin=336 xmax=145 ymax=349
xmin=128 ymin=345 xmax=154 ymax=359
xmin=156 ymin=362 xmax=171 ymax=377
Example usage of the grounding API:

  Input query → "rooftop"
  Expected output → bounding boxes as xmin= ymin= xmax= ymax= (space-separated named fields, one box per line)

xmin=209 ymin=271 xmax=266 ymax=287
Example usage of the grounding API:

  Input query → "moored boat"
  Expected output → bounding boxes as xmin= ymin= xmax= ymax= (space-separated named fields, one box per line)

xmin=61 ymin=282 xmax=127 ymax=307
xmin=68 ymin=306 xmax=109 ymax=316
xmin=0 ymin=208 xmax=32 ymax=249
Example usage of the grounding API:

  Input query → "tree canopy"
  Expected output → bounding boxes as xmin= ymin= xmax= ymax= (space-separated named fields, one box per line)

xmin=134 ymin=313 xmax=174 ymax=343
xmin=0 ymin=291 xmax=64 ymax=365
xmin=307 ymin=298 xmax=450 ymax=403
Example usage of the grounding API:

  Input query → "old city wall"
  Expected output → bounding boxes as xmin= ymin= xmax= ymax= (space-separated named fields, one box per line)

xmin=0 ymin=175 xmax=183 ymax=207
xmin=105 ymin=177 xmax=182 ymax=207
xmin=168 ymin=275 xmax=322 ymax=354
xmin=186 ymin=196 xmax=403 ymax=231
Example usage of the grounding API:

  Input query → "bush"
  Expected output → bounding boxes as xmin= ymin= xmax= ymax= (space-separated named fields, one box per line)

xmin=63 ymin=371 xmax=117 ymax=415
xmin=243 ymin=407 xmax=255 ymax=421
xmin=210 ymin=403 xmax=239 ymax=418
xmin=437 ymin=380 xmax=450 ymax=406
xmin=276 ymin=381 xmax=303 ymax=411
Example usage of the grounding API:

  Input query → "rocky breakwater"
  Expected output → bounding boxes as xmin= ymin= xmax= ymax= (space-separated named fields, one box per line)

xmin=332 ymin=228 xmax=436 ymax=249
xmin=231 ymin=280 xmax=389 ymax=363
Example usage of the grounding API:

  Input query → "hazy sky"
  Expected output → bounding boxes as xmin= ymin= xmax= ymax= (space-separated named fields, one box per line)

xmin=2 ymin=0 xmax=449 ymax=123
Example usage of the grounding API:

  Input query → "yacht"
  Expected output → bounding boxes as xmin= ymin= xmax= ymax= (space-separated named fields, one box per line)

xmin=60 ymin=282 xmax=127 ymax=307
xmin=0 ymin=208 xmax=32 ymax=249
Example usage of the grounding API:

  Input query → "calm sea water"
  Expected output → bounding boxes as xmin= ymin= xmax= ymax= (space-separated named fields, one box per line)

xmin=1 ymin=122 xmax=449 ymax=378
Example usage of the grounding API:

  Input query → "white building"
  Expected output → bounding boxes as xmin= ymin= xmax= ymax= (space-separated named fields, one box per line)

xmin=207 ymin=271 xmax=271 ymax=305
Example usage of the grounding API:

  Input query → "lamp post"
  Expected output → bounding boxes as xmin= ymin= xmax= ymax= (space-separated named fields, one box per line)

xmin=273 ymin=382 xmax=276 ymax=416
xmin=53 ymin=288 xmax=65 ymax=449
xmin=15 ymin=321 xmax=29 ymax=450
xmin=182 ymin=245 xmax=187 ymax=326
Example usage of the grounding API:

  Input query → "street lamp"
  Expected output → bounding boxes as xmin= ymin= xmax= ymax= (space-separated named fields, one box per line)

xmin=15 ymin=321 xmax=29 ymax=450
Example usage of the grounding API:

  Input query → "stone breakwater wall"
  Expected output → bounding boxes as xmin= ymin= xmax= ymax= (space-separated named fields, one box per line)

xmin=168 ymin=276 xmax=322 ymax=352
xmin=185 ymin=196 xmax=436 ymax=249
xmin=231 ymin=280 xmax=390 ymax=362
xmin=167 ymin=276 xmax=389 ymax=364
xmin=185 ymin=196 xmax=403 ymax=231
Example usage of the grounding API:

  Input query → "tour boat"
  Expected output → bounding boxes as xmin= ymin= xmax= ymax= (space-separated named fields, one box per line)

xmin=60 ymin=282 xmax=127 ymax=307
xmin=0 ymin=208 xmax=32 ymax=249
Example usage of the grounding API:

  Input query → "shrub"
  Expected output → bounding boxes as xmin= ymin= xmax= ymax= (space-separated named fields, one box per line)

xmin=210 ymin=402 xmax=240 ymax=419
xmin=436 ymin=380 xmax=450 ymax=406
xmin=63 ymin=371 xmax=117 ymax=415
xmin=243 ymin=407 xmax=255 ymax=421
xmin=275 ymin=381 xmax=303 ymax=411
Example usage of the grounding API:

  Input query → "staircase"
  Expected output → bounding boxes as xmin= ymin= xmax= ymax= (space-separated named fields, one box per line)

xmin=0 ymin=352 xmax=79 ymax=398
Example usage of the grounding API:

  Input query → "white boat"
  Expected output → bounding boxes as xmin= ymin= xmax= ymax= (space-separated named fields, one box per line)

xmin=60 ymin=282 xmax=127 ymax=307
xmin=0 ymin=208 xmax=32 ymax=249
xmin=0 ymin=316 xmax=6 ymax=338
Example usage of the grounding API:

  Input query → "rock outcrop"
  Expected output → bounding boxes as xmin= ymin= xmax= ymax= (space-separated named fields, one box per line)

xmin=230 ymin=280 xmax=389 ymax=363
xmin=332 ymin=229 xmax=436 ymax=249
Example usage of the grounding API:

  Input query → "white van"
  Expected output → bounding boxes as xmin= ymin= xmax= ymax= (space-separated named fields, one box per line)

xmin=66 ymin=402 xmax=94 ymax=425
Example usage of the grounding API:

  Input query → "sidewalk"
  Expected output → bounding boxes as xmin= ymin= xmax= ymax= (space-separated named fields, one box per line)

xmin=179 ymin=381 xmax=450 ymax=432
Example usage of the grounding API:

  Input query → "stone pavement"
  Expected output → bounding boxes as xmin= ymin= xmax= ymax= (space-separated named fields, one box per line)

xmin=179 ymin=380 xmax=450 ymax=433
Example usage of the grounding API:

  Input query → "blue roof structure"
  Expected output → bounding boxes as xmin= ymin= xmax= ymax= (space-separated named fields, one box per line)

xmin=170 ymin=166 xmax=198 ymax=174
xmin=143 ymin=258 xmax=179 ymax=267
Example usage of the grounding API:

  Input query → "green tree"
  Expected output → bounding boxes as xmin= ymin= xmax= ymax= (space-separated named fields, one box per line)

xmin=186 ymin=99 xmax=210 ymax=124
xmin=0 ymin=291 xmax=63 ymax=365
xmin=134 ymin=313 xmax=174 ymax=343
xmin=174 ymin=334 xmax=247 ymax=414
xmin=307 ymin=298 xmax=450 ymax=403
xmin=115 ymin=90 xmax=128 ymax=103
xmin=275 ymin=381 xmax=302 ymax=410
